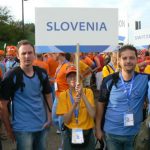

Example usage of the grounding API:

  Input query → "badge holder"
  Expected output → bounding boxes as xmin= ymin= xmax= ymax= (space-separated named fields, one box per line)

xmin=124 ymin=111 xmax=134 ymax=127
xmin=72 ymin=128 xmax=84 ymax=144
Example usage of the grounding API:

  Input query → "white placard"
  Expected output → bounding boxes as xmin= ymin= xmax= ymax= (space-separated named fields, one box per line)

xmin=35 ymin=8 xmax=118 ymax=46
xmin=132 ymin=29 xmax=150 ymax=46
xmin=118 ymin=10 xmax=128 ymax=44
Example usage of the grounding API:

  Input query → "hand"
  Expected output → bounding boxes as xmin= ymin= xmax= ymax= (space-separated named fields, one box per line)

xmin=95 ymin=129 xmax=104 ymax=141
xmin=43 ymin=121 xmax=51 ymax=129
xmin=43 ymin=115 xmax=52 ymax=129
xmin=43 ymin=120 xmax=52 ymax=129
xmin=143 ymin=101 xmax=147 ymax=109
xmin=7 ymin=129 xmax=15 ymax=143
xmin=75 ymin=83 xmax=83 ymax=96
xmin=74 ymin=94 xmax=81 ymax=106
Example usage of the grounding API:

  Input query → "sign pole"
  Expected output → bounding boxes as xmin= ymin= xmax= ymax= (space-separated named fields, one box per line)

xmin=75 ymin=43 xmax=80 ymax=84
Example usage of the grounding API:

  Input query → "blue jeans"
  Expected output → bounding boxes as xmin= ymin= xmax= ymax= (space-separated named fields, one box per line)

xmin=52 ymin=97 xmax=64 ymax=129
xmin=52 ymin=97 xmax=64 ymax=149
xmin=50 ymin=83 xmax=55 ymax=102
xmin=14 ymin=128 xmax=49 ymax=150
xmin=105 ymin=133 xmax=135 ymax=150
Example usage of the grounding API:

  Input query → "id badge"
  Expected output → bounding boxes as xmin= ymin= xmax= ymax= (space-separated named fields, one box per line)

xmin=72 ymin=129 xmax=84 ymax=144
xmin=54 ymin=82 xmax=58 ymax=91
xmin=124 ymin=113 xmax=134 ymax=126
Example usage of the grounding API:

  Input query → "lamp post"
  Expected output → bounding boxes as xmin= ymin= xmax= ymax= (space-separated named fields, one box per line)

xmin=22 ymin=0 xmax=28 ymax=34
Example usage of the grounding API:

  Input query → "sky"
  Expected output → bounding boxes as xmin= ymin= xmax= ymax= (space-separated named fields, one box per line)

xmin=0 ymin=0 xmax=150 ymax=29
xmin=1 ymin=0 xmax=150 ymax=46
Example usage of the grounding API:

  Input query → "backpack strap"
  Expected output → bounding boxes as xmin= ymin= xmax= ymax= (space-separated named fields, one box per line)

xmin=106 ymin=64 xmax=116 ymax=73
xmin=33 ymin=66 xmax=44 ymax=87
xmin=33 ymin=66 xmax=52 ymax=112
xmin=12 ymin=61 xmax=17 ymax=68
xmin=107 ymin=72 xmax=119 ymax=101
xmin=106 ymin=65 xmax=110 ymax=73
xmin=10 ymin=66 xmax=25 ymax=99
xmin=103 ymin=72 xmax=119 ymax=108
xmin=15 ymin=67 xmax=25 ymax=92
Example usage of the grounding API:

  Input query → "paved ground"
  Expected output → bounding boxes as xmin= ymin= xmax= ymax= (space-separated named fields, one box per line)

xmin=2 ymin=126 xmax=62 ymax=150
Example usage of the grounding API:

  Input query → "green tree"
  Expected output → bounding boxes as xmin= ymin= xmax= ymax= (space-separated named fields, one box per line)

xmin=0 ymin=6 xmax=13 ymax=23
xmin=24 ymin=23 xmax=35 ymax=44
xmin=0 ymin=6 xmax=35 ymax=49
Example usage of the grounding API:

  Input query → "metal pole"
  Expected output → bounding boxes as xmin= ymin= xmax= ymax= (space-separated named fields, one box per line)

xmin=22 ymin=0 xmax=24 ymax=34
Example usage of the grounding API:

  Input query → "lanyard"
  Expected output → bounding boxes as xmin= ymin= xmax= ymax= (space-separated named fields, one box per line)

xmin=69 ymin=91 xmax=79 ymax=124
xmin=55 ymin=60 xmax=68 ymax=78
xmin=120 ymin=73 xmax=134 ymax=110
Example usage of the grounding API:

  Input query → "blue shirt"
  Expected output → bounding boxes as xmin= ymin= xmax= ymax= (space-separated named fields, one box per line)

xmin=1 ymin=67 xmax=51 ymax=132
xmin=99 ymin=72 xmax=149 ymax=136
xmin=5 ymin=60 xmax=19 ymax=72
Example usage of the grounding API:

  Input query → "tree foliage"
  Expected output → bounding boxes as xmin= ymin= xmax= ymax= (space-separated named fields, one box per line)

xmin=0 ymin=6 xmax=35 ymax=49
xmin=0 ymin=6 xmax=13 ymax=23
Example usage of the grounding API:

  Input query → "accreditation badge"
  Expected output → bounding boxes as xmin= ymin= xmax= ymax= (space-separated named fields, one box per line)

xmin=124 ymin=113 xmax=134 ymax=126
xmin=72 ymin=129 xmax=84 ymax=144
xmin=54 ymin=82 xmax=58 ymax=91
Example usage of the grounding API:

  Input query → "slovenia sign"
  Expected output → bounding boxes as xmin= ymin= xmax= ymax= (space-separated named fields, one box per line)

xmin=35 ymin=8 xmax=118 ymax=47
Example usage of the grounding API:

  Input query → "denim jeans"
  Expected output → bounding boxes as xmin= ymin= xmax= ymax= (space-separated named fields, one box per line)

xmin=105 ymin=133 xmax=135 ymax=150
xmin=50 ymin=83 xmax=55 ymax=102
xmin=14 ymin=128 xmax=49 ymax=150
xmin=52 ymin=97 xmax=64 ymax=149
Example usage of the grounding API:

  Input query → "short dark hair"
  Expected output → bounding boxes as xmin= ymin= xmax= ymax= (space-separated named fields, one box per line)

xmin=36 ymin=53 xmax=43 ymax=58
xmin=119 ymin=45 xmax=137 ymax=57
xmin=145 ymin=51 xmax=150 ymax=56
xmin=65 ymin=53 xmax=71 ymax=61
xmin=17 ymin=40 xmax=35 ymax=53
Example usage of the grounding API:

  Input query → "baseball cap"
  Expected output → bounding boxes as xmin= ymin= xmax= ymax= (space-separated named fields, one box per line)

xmin=66 ymin=65 xmax=76 ymax=76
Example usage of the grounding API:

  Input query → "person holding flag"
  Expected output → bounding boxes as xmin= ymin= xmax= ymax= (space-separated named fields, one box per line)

xmin=56 ymin=64 xmax=95 ymax=150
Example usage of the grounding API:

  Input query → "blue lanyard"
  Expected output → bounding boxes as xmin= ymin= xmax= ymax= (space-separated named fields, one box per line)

xmin=69 ymin=91 xmax=79 ymax=124
xmin=120 ymin=73 xmax=134 ymax=110
xmin=55 ymin=60 xmax=68 ymax=78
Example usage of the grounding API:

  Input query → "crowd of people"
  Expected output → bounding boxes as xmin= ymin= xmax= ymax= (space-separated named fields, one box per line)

xmin=0 ymin=40 xmax=150 ymax=150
